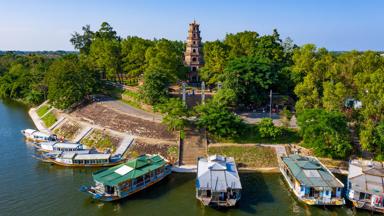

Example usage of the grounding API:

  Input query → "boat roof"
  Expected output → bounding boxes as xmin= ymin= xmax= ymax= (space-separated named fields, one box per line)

xmin=26 ymin=129 xmax=49 ymax=137
xmin=24 ymin=129 xmax=37 ymax=134
xmin=92 ymin=154 xmax=166 ymax=186
xmin=348 ymin=159 xmax=384 ymax=196
xmin=53 ymin=143 xmax=82 ymax=148
xmin=281 ymin=154 xmax=344 ymax=188
xmin=196 ymin=155 xmax=242 ymax=192
xmin=74 ymin=154 xmax=111 ymax=160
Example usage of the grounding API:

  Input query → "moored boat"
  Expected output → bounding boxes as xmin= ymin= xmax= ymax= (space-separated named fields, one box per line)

xmin=80 ymin=154 xmax=172 ymax=201
xmin=21 ymin=129 xmax=57 ymax=142
xmin=279 ymin=154 xmax=344 ymax=205
xmin=39 ymin=151 xmax=124 ymax=167
xmin=346 ymin=159 xmax=384 ymax=213
xmin=35 ymin=141 xmax=89 ymax=152
xmin=196 ymin=155 xmax=242 ymax=207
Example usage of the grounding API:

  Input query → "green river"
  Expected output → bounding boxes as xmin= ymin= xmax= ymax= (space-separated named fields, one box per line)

xmin=0 ymin=100 xmax=378 ymax=215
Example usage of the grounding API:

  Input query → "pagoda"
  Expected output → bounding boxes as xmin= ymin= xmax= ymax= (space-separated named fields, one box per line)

xmin=184 ymin=20 xmax=204 ymax=82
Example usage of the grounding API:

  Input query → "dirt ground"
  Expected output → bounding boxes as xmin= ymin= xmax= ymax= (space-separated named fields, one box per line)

xmin=128 ymin=139 xmax=177 ymax=162
xmin=71 ymin=102 xmax=175 ymax=140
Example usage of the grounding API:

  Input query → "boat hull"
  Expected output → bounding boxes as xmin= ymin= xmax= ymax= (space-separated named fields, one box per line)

xmin=36 ymin=156 xmax=125 ymax=167
xmin=279 ymin=166 xmax=344 ymax=206
xmin=349 ymin=199 xmax=384 ymax=213
xmin=85 ymin=166 xmax=172 ymax=201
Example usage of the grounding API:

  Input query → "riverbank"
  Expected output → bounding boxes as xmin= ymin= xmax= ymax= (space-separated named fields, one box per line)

xmin=27 ymin=100 xmax=350 ymax=174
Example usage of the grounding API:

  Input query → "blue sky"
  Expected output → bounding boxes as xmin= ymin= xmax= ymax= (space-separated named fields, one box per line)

xmin=0 ymin=0 xmax=383 ymax=51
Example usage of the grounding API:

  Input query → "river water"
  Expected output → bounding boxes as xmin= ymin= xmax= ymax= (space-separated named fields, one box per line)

xmin=0 ymin=100 xmax=377 ymax=216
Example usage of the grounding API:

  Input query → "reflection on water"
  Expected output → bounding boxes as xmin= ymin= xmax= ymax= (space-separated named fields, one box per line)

xmin=0 ymin=100 xmax=380 ymax=216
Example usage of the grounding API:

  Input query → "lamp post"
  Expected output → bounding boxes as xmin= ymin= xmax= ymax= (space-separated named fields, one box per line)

xmin=269 ymin=89 xmax=272 ymax=118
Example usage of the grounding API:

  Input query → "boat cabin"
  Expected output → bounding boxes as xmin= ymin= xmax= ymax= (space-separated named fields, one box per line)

xmin=86 ymin=154 xmax=171 ymax=201
xmin=280 ymin=154 xmax=344 ymax=205
xmin=56 ymin=152 xmax=111 ymax=165
xmin=196 ymin=155 xmax=242 ymax=207
xmin=347 ymin=159 xmax=384 ymax=213
xmin=22 ymin=129 xmax=57 ymax=142
xmin=39 ymin=141 xmax=86 ymax=152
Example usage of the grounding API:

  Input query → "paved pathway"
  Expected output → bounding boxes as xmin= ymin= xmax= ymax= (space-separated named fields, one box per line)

xmin=98 ymin=96 xmax=162 ymax=123
xmin=73 ymin=126 xmax=93 ymax=143
xmin=28 ymin=108 xmax=50 ymax=133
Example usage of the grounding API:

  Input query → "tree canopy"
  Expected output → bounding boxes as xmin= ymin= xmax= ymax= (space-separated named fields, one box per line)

xmin=297 ymin=109 xmax=352 ymax=159
xmin=45 ymin=56 xmax=97 ymax=109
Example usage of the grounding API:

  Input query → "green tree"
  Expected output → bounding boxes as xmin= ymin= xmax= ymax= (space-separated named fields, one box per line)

xmin=224 ymin=31 xmax=259 ymax=59
xmin=322 ymin=81 xmax=348 ymax=112
xmin=157 ymin=98 xmax=189 ymax=131
xmin=45 ymin=56 xmax=97 ymax=109
xmin=141 ymin=39 xmax=187 ymax=104
xmin=216 ymin=56 xmax=278 ymax=107
xmin=200 ymin=40 xmax=229 ymax=85
xmin=297 ymin=109 xmax=352 ymax=159
xmin=88 ymin=22 xmax=122 ymax=81
xmin=121 ymin=36 xmax=154 ymax=78
xmin=141 ymin=68 xmax=170 ymax=104
xmin=70 ymin=25 xmax=94 ymax=55
xmin=145 ymin=39 xmax=187 ymax=81
xmin=258 ymin=118 xmax=282 ymax=139
xmin=194 ymin=101 xmax=245 ymax=138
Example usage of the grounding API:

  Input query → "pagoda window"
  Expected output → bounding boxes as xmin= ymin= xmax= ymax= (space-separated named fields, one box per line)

xmin=193 ymin=49 xmax=196 ymax=53
xmin=192 ymin=57 xmax=197 ymax=62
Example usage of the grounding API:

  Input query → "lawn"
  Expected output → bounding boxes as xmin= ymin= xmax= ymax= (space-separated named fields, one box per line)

xmin=53 ymin=121 xmax=81 ymax=141
xmin=215 ymin=125 xmax=301 ymax=144
xmin=36 ymin=104 xmax=50 ymax=117
xmin=208 ymin=145 xmax=278 ymax=168
xmin=41 ymin=111 xmax=57 ymax=128
xmin=82 ymin=130 xmax=120 ymax=152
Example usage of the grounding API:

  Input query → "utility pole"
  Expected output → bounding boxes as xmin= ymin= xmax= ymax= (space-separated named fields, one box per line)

xmin=201 ymin=81 xmax=205 ymax=105
xmin=269 ymin=89 xmax=272 ymax=118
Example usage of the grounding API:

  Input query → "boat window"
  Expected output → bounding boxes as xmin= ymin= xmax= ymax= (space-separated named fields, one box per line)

xmin=359 ymin=192 xmax=366 ymax=200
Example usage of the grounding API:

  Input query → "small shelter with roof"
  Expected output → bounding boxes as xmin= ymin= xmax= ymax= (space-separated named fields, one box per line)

xmin=196 ymin=155 xmax=242 ymax=207
xmin=279 ymin=154 xmax=344 ymax=205
xmin=347 ymin=159 xmax=384 ymax=213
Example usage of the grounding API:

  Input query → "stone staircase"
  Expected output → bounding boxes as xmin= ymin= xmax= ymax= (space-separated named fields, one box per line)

xmin=180 ymin=128 xmax=207 ymax=165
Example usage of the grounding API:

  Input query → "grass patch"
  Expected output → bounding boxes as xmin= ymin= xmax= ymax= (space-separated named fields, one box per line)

xmin=36 ymin=104 xmax=50 ymax=117
xmin=121 ymin=98 xmax=142 ymax=110
xmin=215 ymin=125 xmax=301 ymax=144
xmin=121 ymin=89 xmax=144 ymax=110
xmin=53 ymin=121 xmax=81 ymax=140
xmin=208 ymin=145 xmax=278 ymax=168
xmin=122 ymin=89 xmax=141 ymax=100
xmin=41 ymin=111 xmax=57 ymax=128
xmin=82 ymin=130 xmax=119 ymax=152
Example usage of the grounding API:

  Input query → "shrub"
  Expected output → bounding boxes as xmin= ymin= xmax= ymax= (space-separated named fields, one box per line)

xmin=258 ymin=118 xmax=282 ymax=139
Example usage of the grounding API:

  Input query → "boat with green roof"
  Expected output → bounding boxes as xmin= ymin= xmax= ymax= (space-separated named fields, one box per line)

xmin=279 ymin=154 xmax=345 ymax=205
xmin=80 ymin=154 xmax=172 ymax=201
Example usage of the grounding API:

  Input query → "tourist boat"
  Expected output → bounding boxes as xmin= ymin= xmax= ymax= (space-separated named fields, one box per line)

xmin=34 ymin=141 xmax=89 ymax=152
xmin=196 ymin=155 xmax=242 ymax=207
xmin=39 ymin=150 xmax=124 ymax=167
xmin=346 ymin=159 xmax=384 ymax=213
xmin=279 ymin=154 xmax=344 ymax=205
xmin=21 ymin=129 xmax=57 ymax=142
xmin=80 ymin=154 xmax=172 ymax=201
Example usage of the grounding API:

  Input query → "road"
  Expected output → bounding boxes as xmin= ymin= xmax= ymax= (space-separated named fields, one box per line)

xmin=96 ymin=96 xmax=163 ymax=123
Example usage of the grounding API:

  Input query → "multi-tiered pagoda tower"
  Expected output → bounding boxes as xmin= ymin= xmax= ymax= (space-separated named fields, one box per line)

xmin=184 ymin=20 xmax=204 ymax=82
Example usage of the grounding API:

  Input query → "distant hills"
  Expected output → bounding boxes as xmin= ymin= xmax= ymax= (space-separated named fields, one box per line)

xmin=0 ymin=50 xmax=78 ymax=57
